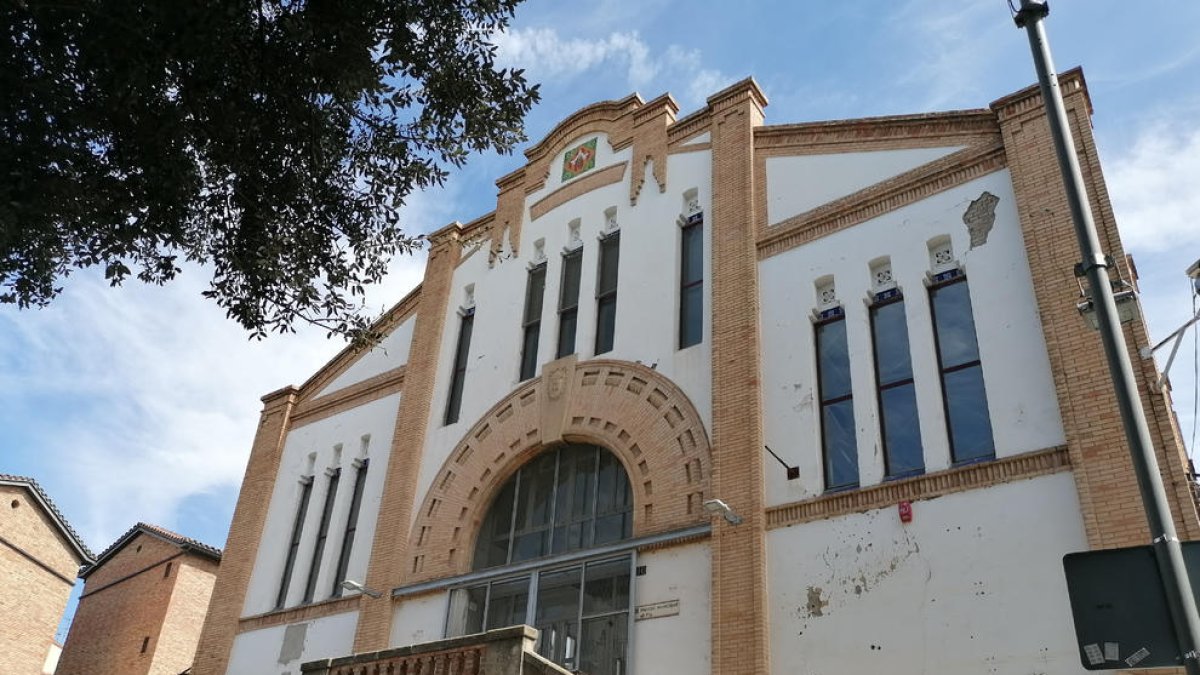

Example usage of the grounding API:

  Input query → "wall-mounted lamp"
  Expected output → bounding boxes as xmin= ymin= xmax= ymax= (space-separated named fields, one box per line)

xmin=341 ymin=580 xmax=383 ymax=599
xmin=1075 ymin=260 xmax=1140 ymax=329
xmin=764 ymin=445 xmax=800 ymax=481
xmin=702 ymin=498 xmax=743 ymax=526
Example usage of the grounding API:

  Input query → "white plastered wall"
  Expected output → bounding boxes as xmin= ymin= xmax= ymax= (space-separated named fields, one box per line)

xmin=765 ymin=146 xmax=965 ymax=226
xmin=759 ymin=168 xmax=1065 ymax=506
xmin=243 ymin=393 xmax=400 ymax=616
xmin=632 ymin=542 xmax=711 ymax=675
xmin=227 ymin=611 xmax=358 ymax=675
xmin=317 ymin=315 xmax=416 ymax=397
xmin=391 ymin=592 xmax=451 ymax=648
xmin=767 ymin=472 xmax=1088 ymax=674
xmin=414 ymin=135 xmax=715 ymax=530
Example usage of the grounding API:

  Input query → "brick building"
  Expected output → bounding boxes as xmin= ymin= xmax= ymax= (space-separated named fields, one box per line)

xmin=192 ymin=69 xmax=1198 ymax=674
xmin=0 ymin=474 xmax=94 ymax=675
xmin=56 ymin=523 xmax=221 ymax=675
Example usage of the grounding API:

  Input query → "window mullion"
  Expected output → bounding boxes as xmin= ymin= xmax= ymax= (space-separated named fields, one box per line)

xmin=589 ymin=448 xmax=600 ymax=548
xmin=506 ymin=469 xmax=522 ymax=565
xmin=548 ymin=449 xmax=561 ymax=556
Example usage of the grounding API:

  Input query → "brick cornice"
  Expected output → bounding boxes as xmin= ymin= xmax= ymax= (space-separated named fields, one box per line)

xmin=237 ymin=595 xmax=361 ymax=633
xmin=521 ymin=94 xmax=644 ymax=168
xmin=754 ymin=109 xmax=998 ymax=154
xmin=990 ymin=66 xmax=1092 ymax=122
xmin=757 ymin=141 xmax=1007 ymax=259
xmin=766 ymin=446 xmax=1070 ymax=530
xmin=528 ymin=162 xmax=628 ymax=221
xmin=291 ymin=366 xmax=407 ymax=429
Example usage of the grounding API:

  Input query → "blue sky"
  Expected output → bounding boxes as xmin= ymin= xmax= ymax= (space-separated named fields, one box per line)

xmin=3 ymin=0 xmax=1199 ymax=636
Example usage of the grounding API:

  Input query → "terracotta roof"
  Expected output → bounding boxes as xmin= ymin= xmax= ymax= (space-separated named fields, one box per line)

xmin=82 ymin=522 xmax=222 ymax=578
xmin=0 ymin=474 xmax=95 ymax=563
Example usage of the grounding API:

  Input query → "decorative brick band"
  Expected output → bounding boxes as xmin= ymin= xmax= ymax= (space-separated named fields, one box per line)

xmin=528 ymin=162 xmax=627 ymax=221
xmin=667 ymin=142 xmax=711 ymax=155
xmin=766 ymin=446 xmax=1070 ymax=530
xmin=757 ymin=141 xmax=1007 ymax=259
xmin=290 ymin=366 xmax=406 ymax=430
xmin=403 ymin=359 xmax=712 ymax=585
xmin=238 ymin=595 xmax=361 ymax=634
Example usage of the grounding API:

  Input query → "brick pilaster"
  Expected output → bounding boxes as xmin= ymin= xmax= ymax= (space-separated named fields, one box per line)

xmin=352 ymin=226 xmax=463 ymax=652
xmin=993 ymin=69 xmax=1200 ymax=550
xmin=707 ymin=78 xmax=771 ymax=675
xmin=191 ymin=386 xmax=298 ymax=675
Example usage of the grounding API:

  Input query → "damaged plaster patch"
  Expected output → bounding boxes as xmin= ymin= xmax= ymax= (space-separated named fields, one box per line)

xmin=963 ymin=191 xmax=1000 ymax=248
xmin=806 ymin=586 xmax=829 ymax=617
xmin=279 ymin=622 xmax=309 ymax=664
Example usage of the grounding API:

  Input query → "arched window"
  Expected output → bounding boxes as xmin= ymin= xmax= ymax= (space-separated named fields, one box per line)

xmin=449 ymin=444 xmax=633 ymax=674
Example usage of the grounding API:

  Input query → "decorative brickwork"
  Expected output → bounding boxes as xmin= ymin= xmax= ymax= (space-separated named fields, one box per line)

xmin=993 ymin=67 xmax=1200 ymax=550
xmin=404 ymin=358 xmax=712 ymax=583
xmin=353 ymin=227 xmax=464 ymax=653
xmin=237 ymin=595 xmax=361 ymax=633
xmin=766 ymin=446 xmax=1070 ymax=529
xmin=290 ymin=366 xmax=406 ymax=430
xmin=191 ymin=387 xmax=298 ymax=675
xmin=707 ymin=77 xmax=772 ymax=675
xmin=528 ymin=162 xmax=627 ymax=221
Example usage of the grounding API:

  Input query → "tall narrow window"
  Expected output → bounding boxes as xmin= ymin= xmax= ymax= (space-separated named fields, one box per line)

xmin=445 ymin=309 xmax=474 ymax=425
xmin=871 ymin=295 xmax=924 ymax=478
xmin=816 ymin=306 xmax=858 ymax=490
xmin=679 ymin=214 xmax=703 ymax=349
xmin=332 ymin=458 xmax=369 ymax=596
xmin=930 ymin=273 xmax=995 ymax=463
xmin=303 ymin=468 xmax=340 ymax=603
xmin=276 ymin=476 xmax=314 ymax=608
xmin=520 ymin=265 xmax=546 ymax=381
xmin=594 ymin=232 xmax=619 ymax=355
xmin=557 ymin=249 xmax=583 ymax=358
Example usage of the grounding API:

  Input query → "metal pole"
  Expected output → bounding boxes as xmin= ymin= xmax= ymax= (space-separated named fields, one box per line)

xmin=1014 ymin=2 xmax=1200 ymax=671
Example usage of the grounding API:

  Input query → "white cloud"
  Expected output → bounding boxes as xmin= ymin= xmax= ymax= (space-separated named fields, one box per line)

xmin=1106 ymin=119 xmax=1200 ymax=253
xmin=496 ymin=28 xmax=734 ymax=109
xmin=891 ymin=0 xmax=1011 ymax=110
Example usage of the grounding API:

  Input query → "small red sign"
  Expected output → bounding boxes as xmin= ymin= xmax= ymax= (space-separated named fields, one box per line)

xmin=898 ymin=500 xmax=913 ymax=523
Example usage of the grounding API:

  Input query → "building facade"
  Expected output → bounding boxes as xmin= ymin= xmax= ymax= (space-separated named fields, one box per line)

xmin=56 ymin=523 xmax=221 ymax=675
xmin=0 ymin=474 xmax=93 ymax=675
xmin=193 ymin=70 xmax=1199 ymax=675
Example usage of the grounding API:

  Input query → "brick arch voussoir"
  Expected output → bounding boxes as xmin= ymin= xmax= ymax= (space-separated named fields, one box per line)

xmin=404 ymin=359 xmax=711 ymax=584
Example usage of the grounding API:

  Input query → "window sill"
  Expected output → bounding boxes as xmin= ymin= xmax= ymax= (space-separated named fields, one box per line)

xmin=238 ymin=594 xmax=363 ymax=633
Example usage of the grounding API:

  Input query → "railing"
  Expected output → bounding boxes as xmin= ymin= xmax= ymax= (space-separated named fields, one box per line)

xmin=301 ymin=625 xmax=572 ymax=675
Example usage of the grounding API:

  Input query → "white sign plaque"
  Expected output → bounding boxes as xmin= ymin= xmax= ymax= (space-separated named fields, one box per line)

xmin=635 ymin=599 xmax=680 ymax=621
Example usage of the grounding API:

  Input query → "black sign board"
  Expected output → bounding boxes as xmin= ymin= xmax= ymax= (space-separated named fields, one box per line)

xmin=1063 ymin=543 xmax=1200 ymax=670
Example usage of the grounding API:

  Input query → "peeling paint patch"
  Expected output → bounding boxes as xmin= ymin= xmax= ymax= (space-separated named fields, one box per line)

xmin=806 ymin=586 xmax=829 ymax=617
xmin=963 ymin=191 xmax=1000 ymax=248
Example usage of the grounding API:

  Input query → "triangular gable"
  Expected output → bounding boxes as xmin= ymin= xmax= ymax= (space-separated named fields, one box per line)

xmin=81 ymin=522 xmax=221 ymax=579
xmin=766 ymin=145 xmax=967 ymax=226
xmin=0 ymin=474 xmax=94 ymax=564
xmin=296 ymin=283 xmax=422 ymax=404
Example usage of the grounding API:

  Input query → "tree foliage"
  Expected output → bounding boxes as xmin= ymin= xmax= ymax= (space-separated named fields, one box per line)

xmin=1 ymin=0 xmax=538 ymax=338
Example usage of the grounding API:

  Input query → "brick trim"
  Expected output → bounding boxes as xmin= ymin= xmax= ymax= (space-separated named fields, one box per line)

xmin=766 ymin=446 xmax=1071 ymax=530
xmin=291 ymin=366 xmax=407 ymax=429
xmin=79 ymin=551 xmax=186 ymax=599
xmin=528 ymin=162 xmax=627 ymax=221
xmin=757 ymin=141 xmax=1007 ymax=259
xmin=667 ymin=142 xmax=711 ymax=155
xmin=237 ymin=595 xmax=361 ymax=633
xmin=0 ymin=534 xmax=75 ymax=585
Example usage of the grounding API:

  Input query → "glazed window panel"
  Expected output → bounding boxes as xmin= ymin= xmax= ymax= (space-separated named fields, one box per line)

xmin=595 ymin=233 xmax=620 ymax=355
xmin=930 ymin=277 xmax=995 ymax=463
xmin=870 ymin=298 xmax=925 ymax=477
xmin=473 ymin=444 xmax=632 ymax=570
xmin=332 ymin=458 xmax=369 ymax=596
xmin=520 ymin=265 xmax=546 ymax=381
xmin=303 ymin=468 xmax=340 ymax=603
xmin=816 ymin=315 xmax=858 ymax=490
xmin=276 ymin=477 xmax=313 ymax=609
xmin=558 ymin=250 xmax=583 ymax=358
xmin=679 ymin=220 xmax=704 ymax=349
xmin=445 ymin=310 xmax=474 ymax=425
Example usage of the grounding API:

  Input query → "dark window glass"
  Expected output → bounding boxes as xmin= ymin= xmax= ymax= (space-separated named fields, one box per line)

xmin=930 ymin=278 xmax=995 ymax=463
xmin=580 ymin=615 xmax=628 ymax=675
xmin=276 ymin=477 xmax=314 ymax=608
xmin=303 ymin=468 xmax=340 ymax=603
xmin=445 ymin=311 xmax=474 ymax=425
xmin=558 ymin=250 xmax=583 ymax=358
xmin=816 ymin=316 xmax=858 ymax=489
xmin=332 ymin=459 xmax=369 ymax=596
xmin=595 ymin=234 xmax=620 ymax=355
xmin=679 ymin=221 xmax=704 ymax=348
xmin=472 ymin=445 xmax=631 ymax=570
xmin=536 ymin=568 xmax=582 ymax=668
xmin=485 ymin=576 xmax=530 ymax=629
xmin=583 ymin=559 xmax=630 ymax=616
xmin=520 ymin=265 xmax=546 ymax=381
xmin=871 ymin=298 xmax=925 ymax=477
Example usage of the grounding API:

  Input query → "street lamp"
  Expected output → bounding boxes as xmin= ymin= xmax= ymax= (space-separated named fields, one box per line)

xmin=1012 ymin=2 xmax=1200 ymax=672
